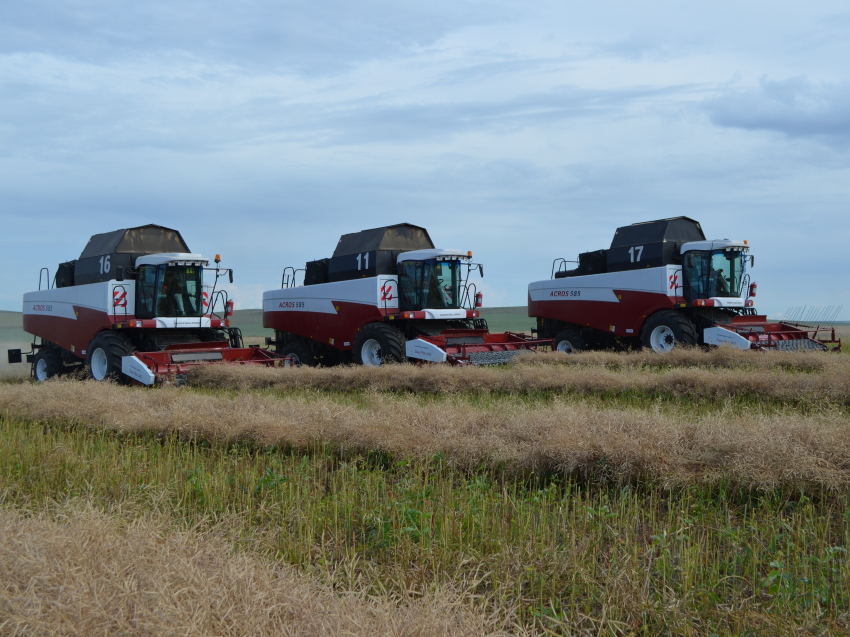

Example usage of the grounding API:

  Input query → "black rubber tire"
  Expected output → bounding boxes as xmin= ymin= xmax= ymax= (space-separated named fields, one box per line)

xmin=640 ymin=310 xmax=697 ymax=353
xmin=32 ymin=347 xmax=64 ymax=381
xmin=280 ymin=341 xmax=316 ymax=367
xmin=552 ymin=329 xmax=586 ymax=354
xmin=86 ymin=331 xmax=135 ymax=383
xmin=352 ymin=323 xmax=406 ymax=366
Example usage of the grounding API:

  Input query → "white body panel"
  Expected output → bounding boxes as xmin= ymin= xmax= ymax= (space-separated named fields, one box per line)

xmin=681 ymin=240 xmax=749 ymax=253
xmin=528 ymin=265 xmax=683 ymax=302
xmin=152 ymin=317 xmax=214 ymax=328
xmin=406 ymin=339 xmax=448 ymax=362
xmin=529 ymin=265 xmax=748 ymax=307
xmin=24 ymin=280 xmax=137 ymax=318
xmin=136 ymin=253 xmax=209 ymax=267
xmin=423 ymin=309 xmax=468 ymax=319
xmin=397 ymin=249 xmax=468 ymax=263
xmin=122 ymin=355 xmax=156 ymax=384
xmin=263 ymin=276 xmax=399 ymax=313
xmin=703 ymin=326 xmax=752 ymax=350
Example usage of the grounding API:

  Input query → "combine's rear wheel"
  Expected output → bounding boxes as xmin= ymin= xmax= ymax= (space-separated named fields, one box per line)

xmin=353 ymin=323 xmax=405 ymax=366
xmin=640 ymin=311 xmax=696 ymax=353
xmin=553 ymin=329 xmax=586 ymax=354
xmin=32 ymin=347 xmax=64 ymax=381
xmin=280 ymin=341 xmax=316 ymax=367
xmin=87 ymin=332 xmax=135 ymax=382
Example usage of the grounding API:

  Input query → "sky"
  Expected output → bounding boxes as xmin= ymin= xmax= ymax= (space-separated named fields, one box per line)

xmin=1 ymin=0 xmax=849 ymax=318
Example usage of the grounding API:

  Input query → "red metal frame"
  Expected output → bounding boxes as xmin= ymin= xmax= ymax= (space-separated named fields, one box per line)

xmin=130 ymin=341 xmax=285 ymax=385
xmin=728 ymin=316 xmax=842 ymax=351
xmin=413 ymin=329 xmax=553 ymax=365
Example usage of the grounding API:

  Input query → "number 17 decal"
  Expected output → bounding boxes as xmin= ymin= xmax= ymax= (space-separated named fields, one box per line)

xmin=628 ymin=246 xmax=644 ymax=263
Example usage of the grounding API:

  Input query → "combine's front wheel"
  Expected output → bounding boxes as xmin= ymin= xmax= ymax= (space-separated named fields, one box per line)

xmin=640 ymin=311 xmax=696 ymax=353
xmin=353 ymin=324 xmax=405 ymax=366
xmin=32 ymin=347 xmax=64 ymax=381
xmin=87 ymin=332 xmax=135 ymax=382
xmin=553 ymin=329 xmax=586 ymax=354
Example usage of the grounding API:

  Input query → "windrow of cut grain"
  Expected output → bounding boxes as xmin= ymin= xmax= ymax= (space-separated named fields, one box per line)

xmin=0 ymin=505 xmax=511 ymax=637
xmin=186 ymin=350 xmax=850 ymax=403
xmin=2 ymin=379 xmax=849 ymax=490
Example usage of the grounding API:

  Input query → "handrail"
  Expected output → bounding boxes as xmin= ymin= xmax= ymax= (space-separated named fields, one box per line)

xmin=379 ymin=278 xmax=395 ymax=312
xmin=550 ymin=258 xmax=577 ymax=279
xmin=281 ymin=267 xmax=305 ymax=288
xmin=670 ymin=267 xmax=683 ymax=299
xmin=740 ymin=273 xmax=751 ymax=299
xmin=38 ymin=268 xmax=51 ymax=291
xmin=460 ymin=282 xmax=478 ymax=310
xmin=210 ymin=289 xmax=229 ymax=321
xmin=111 ymin=284 xmax=129 ymax=321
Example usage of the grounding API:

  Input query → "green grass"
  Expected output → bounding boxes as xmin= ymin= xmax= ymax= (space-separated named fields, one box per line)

xmin=2 ymin=415 xmax=849 ymax=634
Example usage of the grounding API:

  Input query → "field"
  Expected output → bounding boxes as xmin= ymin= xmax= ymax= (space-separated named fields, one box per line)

xmin=2 ymin=347 xmax=850 ymax=635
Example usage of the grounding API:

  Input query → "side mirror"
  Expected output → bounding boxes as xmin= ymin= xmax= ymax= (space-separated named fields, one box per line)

xmin=479 ymin=264 xmax=484 ymax=277
xmin=229 ymin=270 xmax=234 ymax=284
xmin=750 ymin=255 xmax=755 ymax=268
xmin=115 ymin=267 xmax=124 ymax=282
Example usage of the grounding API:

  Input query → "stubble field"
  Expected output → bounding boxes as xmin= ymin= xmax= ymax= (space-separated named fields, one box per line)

xmin=2 ymin=346 xmax=850 ymax=636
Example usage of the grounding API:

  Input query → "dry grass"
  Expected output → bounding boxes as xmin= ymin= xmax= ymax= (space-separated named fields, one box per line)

xmin=2 ymin=379 xmax=850 ymax=490
xmin=186 ymin=349 xmax=850 ymax=404
xmin=0 ymin=504 xmax=509 ymax=637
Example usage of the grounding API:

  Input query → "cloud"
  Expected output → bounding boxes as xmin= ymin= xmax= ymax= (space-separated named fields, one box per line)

xmin=702 ymin=76 xmax=850 ymax=146
xmin=0 ymin=0 xmax=514 ymax=74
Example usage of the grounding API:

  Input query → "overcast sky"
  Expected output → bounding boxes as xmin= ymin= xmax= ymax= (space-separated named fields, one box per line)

xmin=2 ymin=0 xmax=849 ymax=318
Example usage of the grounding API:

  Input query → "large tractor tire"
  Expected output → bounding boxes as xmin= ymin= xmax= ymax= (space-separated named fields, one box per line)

xmin=280 ymin=340 xmax=316 ymax=367
xmin=640 ymin=310 xmax=697 ymax=353
xmin=87 ymin=331 xmax=135 ymax=382
xmin=32 ymin=347 xmax=65 ymax=381
xmin=552 ymin=329 xmax=586 ymax=354
xmin=353 ymin=323 xmax=406 ymax=366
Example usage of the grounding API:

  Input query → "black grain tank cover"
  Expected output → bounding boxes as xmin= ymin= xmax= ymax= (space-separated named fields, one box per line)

xmin=555 ymin=249 xmax=609 ymax=279
xmin=304 ymin=259 xmax=330 ymax=286
xmin=55 ymin=261 xmax=76 ymax=288
xmin=327 ymin=223 xmax=434 ymax=283
xmin=607 ymin=217 xmax=705 ymax=273
xmin=73 ymin=225 xmax=191 ymax=286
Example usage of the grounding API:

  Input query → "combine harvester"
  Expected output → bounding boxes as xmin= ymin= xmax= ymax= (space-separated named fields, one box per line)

xmin=7 ymin=225 xmax=280 ymax=384
xmin=263 ymin=223 xmax=550 ymax=365
xmin=530 ymin=216 xmax=842 ymax=353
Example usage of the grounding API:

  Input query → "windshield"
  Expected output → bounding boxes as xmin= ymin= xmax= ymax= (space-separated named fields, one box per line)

xmin=136 ymin=264 xmax=204 ymax=318
xmin=398 ymin=259 xmax=462 ymax=311
xmin=683 ymin=250 xmax=745 ymax=300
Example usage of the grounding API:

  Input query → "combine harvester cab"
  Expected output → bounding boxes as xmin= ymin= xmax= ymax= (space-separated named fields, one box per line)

xmin=8 ymin=224 xmax=280 ymax=384
xmin=529 ymin=216 xmax=841 ymax=353
xmin=263 ymin=223 xmax=550 ymax=365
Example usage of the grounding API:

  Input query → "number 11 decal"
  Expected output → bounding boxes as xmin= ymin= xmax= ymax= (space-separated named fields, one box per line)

xmin=356 ymin=253 xmax=370 ymax=270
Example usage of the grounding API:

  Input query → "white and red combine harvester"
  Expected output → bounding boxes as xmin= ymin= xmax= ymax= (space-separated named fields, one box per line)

xmin=263 ymin=223 xmax=549 ymax=365
xmin=529 ymin=217 xmax=841 ymax=353
xmin=7 ymin=224 xmax=279 ymax=384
